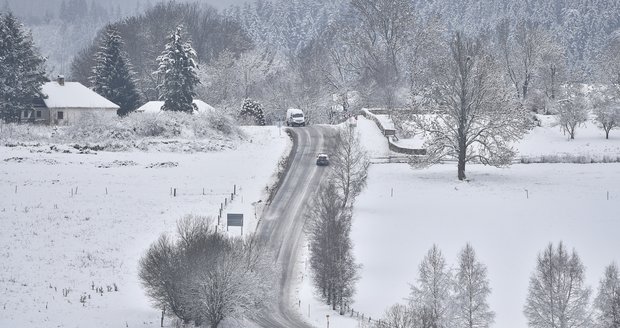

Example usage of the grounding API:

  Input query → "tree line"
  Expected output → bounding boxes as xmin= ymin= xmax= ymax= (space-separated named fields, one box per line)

xmin=307 ymin=126 xmax=370 ymax=313
xmin=376 ymin=242 xmax=620 ymax=328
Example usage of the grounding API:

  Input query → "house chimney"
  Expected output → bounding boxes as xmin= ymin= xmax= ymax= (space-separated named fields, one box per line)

xmin=57 ymin=75 xmax=65 ymax=86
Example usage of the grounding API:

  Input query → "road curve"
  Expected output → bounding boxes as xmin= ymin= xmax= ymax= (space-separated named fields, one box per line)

xmin=254 ymin=125 xmax=335 ymax=328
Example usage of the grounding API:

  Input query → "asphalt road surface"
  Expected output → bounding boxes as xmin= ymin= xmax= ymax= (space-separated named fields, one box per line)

xmin=254 ymin=125 xmax=336 ymax=328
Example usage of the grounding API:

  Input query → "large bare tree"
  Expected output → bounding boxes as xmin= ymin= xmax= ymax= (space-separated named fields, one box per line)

xmin=414 ymin=32 xmax=529 ymax=180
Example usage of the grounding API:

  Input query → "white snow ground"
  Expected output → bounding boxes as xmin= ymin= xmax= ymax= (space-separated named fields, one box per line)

xmin=293 ymin=116 xmax=620 ymax=328
xmin=0 ymin=126 xmax=288 ymax=328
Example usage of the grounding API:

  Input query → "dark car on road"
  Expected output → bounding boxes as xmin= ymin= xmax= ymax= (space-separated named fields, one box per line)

xmin=316 ymin=153 xmax=329 ymax=166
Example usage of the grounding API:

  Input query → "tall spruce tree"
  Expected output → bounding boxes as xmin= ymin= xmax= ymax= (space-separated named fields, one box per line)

xmin=90 ymin=25 xmax=140 ymax=116
xmin=155 ymin=25 xmax=200 ymax=113
xmin=0 ymin=12 xmax=47 ymax=123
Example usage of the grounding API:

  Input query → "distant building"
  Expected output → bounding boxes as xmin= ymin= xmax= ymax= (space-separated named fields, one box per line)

xmin=22 ymin=76 xmax=120 ymax=124
xmin=135 ymin=100 xmax=214 ymax=114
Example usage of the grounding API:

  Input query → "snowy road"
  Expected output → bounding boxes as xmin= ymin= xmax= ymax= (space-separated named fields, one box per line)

xmin=254 ymin=125 xmax=335 ymax=328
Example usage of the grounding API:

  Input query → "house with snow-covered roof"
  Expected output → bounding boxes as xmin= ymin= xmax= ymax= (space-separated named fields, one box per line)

xmin=22 ymin=76 xmax=120 ymax=125
xmin=135 ymin=100 xmax=215 ymax=114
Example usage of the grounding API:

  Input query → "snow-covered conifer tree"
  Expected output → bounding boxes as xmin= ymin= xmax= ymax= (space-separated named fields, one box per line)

xmin=454 ymin=243 xmax=495 ymax=328
xmin=524 ymin=242 xmax=591 ymax=328
xmin=0 ymin=12 xmax=47 ymax=123
xmin=155 ymin=25 xmax=200 ymax=113
xmin=594 ymin=263 xmax=620 ymax=328
xmin=90 ymin=25 xmax=141 ymax=116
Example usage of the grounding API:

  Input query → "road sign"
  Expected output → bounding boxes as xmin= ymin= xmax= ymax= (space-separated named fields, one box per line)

xmin=227 ymin=213 xmax=244 ymax=235
xmin=227 ymin=213 xmax=243 ymax=226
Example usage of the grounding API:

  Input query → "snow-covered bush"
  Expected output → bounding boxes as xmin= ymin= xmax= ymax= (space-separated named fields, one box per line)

xmin=139 ymin=215 xmax=276 ymax=327
xmin=1 ymin=108 xmax=242 ymax=152
xmin=67 ymin=112 xmax=134 ymax=141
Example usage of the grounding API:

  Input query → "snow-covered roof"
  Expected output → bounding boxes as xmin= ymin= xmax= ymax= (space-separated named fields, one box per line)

xmin=135 ymin=100 xmax=215 ymax=113
xmin=41 ymin=81 xmax=120 ymax=109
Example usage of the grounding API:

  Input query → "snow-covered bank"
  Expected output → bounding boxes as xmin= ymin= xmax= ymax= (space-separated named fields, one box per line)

xmin=0 ymin=126 xmax=288 ymax=328
xmin=350 ymin=163 xmax=620 ymax=328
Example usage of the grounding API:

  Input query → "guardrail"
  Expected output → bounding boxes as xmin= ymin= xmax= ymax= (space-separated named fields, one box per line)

xmin=361 ymin=109 xmax=426 ymax=155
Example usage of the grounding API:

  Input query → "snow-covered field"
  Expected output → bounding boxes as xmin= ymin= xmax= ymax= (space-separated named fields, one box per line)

xmin=518 ymin=115 xmax=620 ymax=161
xmin=351 ymin=163 xmax=620 ymax=328
xmin=0 ymin=126 xmax=288 ymax=328
xmin=300 ymin=116 xmax=620 ymax=328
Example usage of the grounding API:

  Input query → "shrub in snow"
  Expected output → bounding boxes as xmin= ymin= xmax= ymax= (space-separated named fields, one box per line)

xmin=139 ymin=215 xmax=276 ymax=327
xmin=67 ymin=112 xmax=134 ymax=142
xmin=239 ymin=98 xmax=266 ymax=126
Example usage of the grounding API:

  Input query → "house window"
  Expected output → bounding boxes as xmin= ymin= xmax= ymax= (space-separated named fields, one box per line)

xmin=36 ymin=111 xmax=42 ymax=118
xmin=57 ymin=111 xmax=64 ymax=120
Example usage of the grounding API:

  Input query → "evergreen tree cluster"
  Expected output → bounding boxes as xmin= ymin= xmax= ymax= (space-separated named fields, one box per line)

xmin=90 ymin=25 xmax=140 ymax=116
xmin=71 ymin=2 xmax=250 ymax=102
xmin=239 ymin=98 xmax=266 ymax=126
xmin=0 ymin=12 xmax=47 ymax=123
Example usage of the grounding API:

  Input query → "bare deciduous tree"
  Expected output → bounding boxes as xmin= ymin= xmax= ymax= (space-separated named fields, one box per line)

xmin=497 ymin=21 xmax=559 ymax=100
xmin=594 ymin=262 xmax=620 ymax=328
xmin=409 ymin=245 xmax=454 ymax=328
xmin=524 ymin=242 xmax=592 ymax=328
xmin=139 ymin=234 xmax=192 ymax=323
xmin=350 ymin=0 xmax=414 ymax=109
xmin=556 ymin=92 xmax=589 ymax=140
xmin=376 ymin=303 xmax=415 ymax=328
xmin=592 ymin=90 xmax=620 ymax=139
xmin=330 ymin=126 xmax=370 ymax=208
xmin=454 ymin=243 xmax=495 ymax=328
xmin=414 ymin=32 xmax=529 ymax=180
xmin=307 ymin=181 xmax=359 ymax=314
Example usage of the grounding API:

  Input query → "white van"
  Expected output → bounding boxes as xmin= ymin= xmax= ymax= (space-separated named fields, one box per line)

xmin=286 ymin=108 xmax=305 ymax=127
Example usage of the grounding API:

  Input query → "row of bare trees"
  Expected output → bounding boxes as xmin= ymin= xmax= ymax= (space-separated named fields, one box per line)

xmin=378 ymin=244 xmax=494 ymax=328
xmin=139 ymin=216 xmax=276 ymax=328
xmin=376 ymin=242 xmax=620 ymax=328
xmin=307 ymin=127 xmax=370 ymax=314
xmin=525 ymin=242 xmax=620 ymax=328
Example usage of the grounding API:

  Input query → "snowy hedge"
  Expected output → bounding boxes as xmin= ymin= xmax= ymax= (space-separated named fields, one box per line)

xmin=0 ymin=109 xmax=243 ymax=152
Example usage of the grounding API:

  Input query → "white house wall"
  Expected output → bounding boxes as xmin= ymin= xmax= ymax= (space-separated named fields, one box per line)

xmin=49 ymin=108 xmax=117 ymax=125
